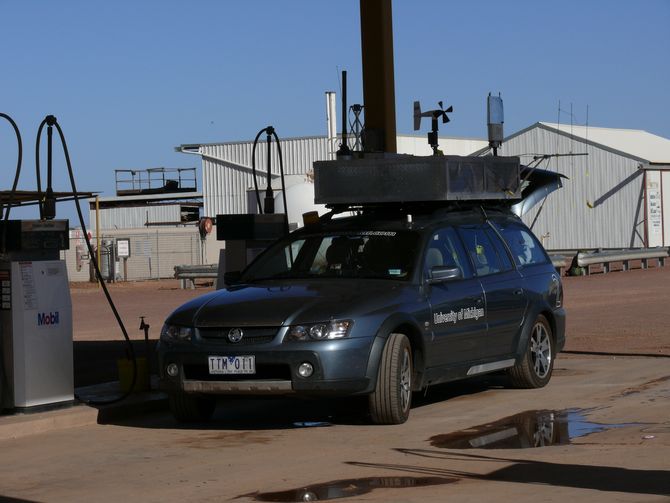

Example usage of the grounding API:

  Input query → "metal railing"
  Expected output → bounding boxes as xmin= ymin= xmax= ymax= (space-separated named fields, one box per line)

xmin=575 ymin=247 xmax=668 ymax=275
xmin=174 ymin=264 xmax=218 ymax=289
xmin=549 ymin=254 xmax=571 ymax=276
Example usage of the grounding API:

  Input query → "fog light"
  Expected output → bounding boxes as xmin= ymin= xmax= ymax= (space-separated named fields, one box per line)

xmin=166 ymin=363 xmax=179 ymax=377
xmin=298 ymin=362 xmax=314 ymax=378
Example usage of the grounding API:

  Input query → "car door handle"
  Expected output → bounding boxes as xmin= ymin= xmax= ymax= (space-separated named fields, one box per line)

xmin=513 ymin=289 xmax=524 ymax=296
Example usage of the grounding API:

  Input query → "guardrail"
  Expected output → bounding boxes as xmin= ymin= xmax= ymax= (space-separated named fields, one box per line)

xmin=575 ymin=247 xmax=669 ymax=275
xmin=174 ymin=264 xmax=218 ymax=289
xmin=549 ymin=254 xmax=571 ymax=276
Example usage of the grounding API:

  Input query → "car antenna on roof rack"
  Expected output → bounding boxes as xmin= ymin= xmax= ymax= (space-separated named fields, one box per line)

xmin=479 ymin=205 xmax=489 ymax=222
xmin=487 ymin=93 xmax=504 ymax=156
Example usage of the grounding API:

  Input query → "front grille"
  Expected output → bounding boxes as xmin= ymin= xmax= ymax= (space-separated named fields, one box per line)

xmin=183 ymin=363 xmax=292 ymax=381
xmin=198 ymin=326 xmax=279 ymax=345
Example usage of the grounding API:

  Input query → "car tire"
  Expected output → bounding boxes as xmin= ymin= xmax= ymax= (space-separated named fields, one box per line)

xmin=507 ymin=314 xmax=554 ymax=388
xmin=368 ymin=333 xmax=413 ymax=425
xmin=168 ymin=392 xmax=216 ymax=422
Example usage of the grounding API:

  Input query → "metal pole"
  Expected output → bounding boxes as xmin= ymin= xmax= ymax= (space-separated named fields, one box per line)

xmin=264 ymin=127 xmax=275 ymax=214
xmin=156 ymin=230 xmax=160 ymax=279
xmin=325 ymin=92 xmax=337 ymax=159
xmin=360 ymin=0 xmax=397 ymax=153
xmin=95 ymin=196 xmax=101 ymax=287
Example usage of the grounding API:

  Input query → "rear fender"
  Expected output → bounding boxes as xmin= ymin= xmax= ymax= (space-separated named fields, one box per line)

xmin=514 ymin=305 xmax=557 ymax=360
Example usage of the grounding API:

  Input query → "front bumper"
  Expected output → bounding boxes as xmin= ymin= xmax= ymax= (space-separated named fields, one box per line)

xmin=158 ymin=335 xmax=375 ymax=396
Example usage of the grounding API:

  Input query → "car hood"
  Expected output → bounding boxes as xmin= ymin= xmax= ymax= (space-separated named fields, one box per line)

xmin=167 ymin=280 xmax=407 ymax=328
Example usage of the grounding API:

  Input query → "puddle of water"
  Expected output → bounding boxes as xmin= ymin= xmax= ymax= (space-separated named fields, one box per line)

xmin=292 ymin=422 xmax=332 ymax=428
xmin=430 ymin=409 xmax=638 ymax=450
xmin=246 ymin=476 xmax=455 ymax=502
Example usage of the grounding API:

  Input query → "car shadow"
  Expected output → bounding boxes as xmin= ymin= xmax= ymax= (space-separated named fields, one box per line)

xmin=411 ymin=373 xmax=508 ymax=410
xmin=104 ymin=374 xmax=510 ymax=431
xmin=108 ymin=394 xmax=369 ymax=430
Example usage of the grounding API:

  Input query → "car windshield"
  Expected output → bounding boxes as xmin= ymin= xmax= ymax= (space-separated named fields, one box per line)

xmin=241 ymin=230 xmax=420 ymax=282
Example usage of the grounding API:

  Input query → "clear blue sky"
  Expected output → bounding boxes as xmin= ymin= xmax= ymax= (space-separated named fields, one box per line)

xmin=1 ymin=0 xmax=669 ymax=223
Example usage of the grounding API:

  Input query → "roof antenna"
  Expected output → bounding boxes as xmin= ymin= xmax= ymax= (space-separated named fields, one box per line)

xmin=336 ymin=70 xmax=352 ymax=159
xmin=487 ymin=93 xmax=504 ymax=156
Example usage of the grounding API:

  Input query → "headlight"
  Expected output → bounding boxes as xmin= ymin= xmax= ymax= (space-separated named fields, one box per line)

xmin=285 ymin=320 xmax=352 ymax=342
xmin=160 ymin=324 xmax=193 ymax=342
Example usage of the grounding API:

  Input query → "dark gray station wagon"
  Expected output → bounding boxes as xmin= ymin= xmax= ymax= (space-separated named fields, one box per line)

xmin=159 ymin=205 xmax=565 ymax=424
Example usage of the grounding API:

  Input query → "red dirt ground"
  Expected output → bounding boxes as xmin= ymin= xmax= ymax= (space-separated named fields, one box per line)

xmin=71 ymin=266 xmax=670 ymax=356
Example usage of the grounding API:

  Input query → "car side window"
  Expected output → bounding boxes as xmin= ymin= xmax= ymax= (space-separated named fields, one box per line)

xmin=485 ymin=227 xmax=514 ymax=271
xmin=424 ymin=227 xmax=473 ymax=279
xmin=493 ymin=221 xmax=549 ymax=267
xmin=457 ymin=225 xmax=504 ymax=277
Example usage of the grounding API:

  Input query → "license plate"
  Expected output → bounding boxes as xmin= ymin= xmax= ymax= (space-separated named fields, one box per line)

xmin=208 ymin=356 xmax=256 ymax=375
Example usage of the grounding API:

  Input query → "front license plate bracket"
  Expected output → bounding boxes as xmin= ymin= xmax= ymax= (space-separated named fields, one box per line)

xmin=208 ymin=355 xmax=256 ymax=375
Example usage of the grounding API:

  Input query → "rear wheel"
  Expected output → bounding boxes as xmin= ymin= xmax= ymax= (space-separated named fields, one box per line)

xmin=369 ymin=333 xmax=413 ymax=425
xmin=168 ymin=392 xmax=216 ymax=422
xmin=507 ymin=314 xmax=554 ymax=388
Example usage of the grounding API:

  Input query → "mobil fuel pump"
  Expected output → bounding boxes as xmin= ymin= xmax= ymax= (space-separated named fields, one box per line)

xmin=0 ymin=113 xmax=130 ymax=412
xmin=0 ymin=219 xmax=72 ymax=410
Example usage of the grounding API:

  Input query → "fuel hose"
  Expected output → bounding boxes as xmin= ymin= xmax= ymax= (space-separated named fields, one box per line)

xmin=45 ymin=117 xmax=138 ymax=405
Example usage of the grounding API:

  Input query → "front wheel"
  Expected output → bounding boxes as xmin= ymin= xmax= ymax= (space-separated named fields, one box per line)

xmin=507 ymin=315 xmax=555 ymax=388
xmin=368 ymin=333 xmax=413 ymax=425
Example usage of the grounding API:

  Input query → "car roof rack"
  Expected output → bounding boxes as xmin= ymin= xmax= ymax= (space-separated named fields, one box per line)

xmin=314 ymin=156 xmax=565 ymax=218
xmin=314 ymin=155 xmax=521 ymax=207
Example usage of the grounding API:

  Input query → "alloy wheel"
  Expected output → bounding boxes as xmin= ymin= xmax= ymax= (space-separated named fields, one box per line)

xmin=530 ymin=322 xmax=552 ymax=378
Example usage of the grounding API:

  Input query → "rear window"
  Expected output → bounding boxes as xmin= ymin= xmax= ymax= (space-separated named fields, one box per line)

xmin=493 ymin=221 xmax=549 ymax=267
xmin=458 ymin=225 xmax=508 ymax=277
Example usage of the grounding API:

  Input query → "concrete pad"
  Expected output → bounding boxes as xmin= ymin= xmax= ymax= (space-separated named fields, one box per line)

xmin=0 ymin=404 xmax=98 ymax=442
xmin=0 ymin=379 xmax=167 ymax=441
xmin=0 ymin=356 xmax=668 ymax=503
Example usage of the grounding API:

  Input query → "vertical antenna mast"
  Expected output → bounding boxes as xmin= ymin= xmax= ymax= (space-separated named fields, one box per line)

xmin=336 ymin=70 xmax=352 ymax=158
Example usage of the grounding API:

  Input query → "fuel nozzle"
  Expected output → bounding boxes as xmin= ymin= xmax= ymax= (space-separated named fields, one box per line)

xmin=43 ymin=189 xmax=56 ymax=220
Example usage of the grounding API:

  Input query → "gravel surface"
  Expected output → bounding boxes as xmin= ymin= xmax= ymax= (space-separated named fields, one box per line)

xmin=561 ymin=265 xmax=670 ymax=356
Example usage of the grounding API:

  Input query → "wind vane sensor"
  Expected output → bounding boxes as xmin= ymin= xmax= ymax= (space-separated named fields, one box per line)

xmin=413 ymin=100 xmax=453 ymax=155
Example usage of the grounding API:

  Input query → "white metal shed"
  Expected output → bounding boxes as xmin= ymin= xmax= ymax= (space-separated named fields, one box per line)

xmin=475 ymin=122 xmax=670 ymax=250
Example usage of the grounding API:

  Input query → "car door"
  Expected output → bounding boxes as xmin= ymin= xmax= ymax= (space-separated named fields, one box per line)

xmin=457 ymin=223 xmax=528 ymax=360
xmin=424 ymin=226 xmax=487 ymax=367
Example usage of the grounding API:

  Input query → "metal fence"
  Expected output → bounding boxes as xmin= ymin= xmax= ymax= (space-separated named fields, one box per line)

xmin=62 ymin=228 xmax=207 ymax=282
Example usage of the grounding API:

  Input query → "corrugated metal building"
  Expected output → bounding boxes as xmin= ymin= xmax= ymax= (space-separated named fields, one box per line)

xmin=69 ymin=191 xmax=206 ymax=282
xmin=178 ymin=134 xmax=487 ymax=218
xmin=475 ymin=122 xmax=670 ymax=250
xmin=88 ymin=191 xmax=203 ymax=231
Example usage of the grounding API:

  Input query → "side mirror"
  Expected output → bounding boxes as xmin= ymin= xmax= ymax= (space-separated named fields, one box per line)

xmin=223 ymin=270 xmax=242 ymax=286
xmin=427 ymin=265 xmax=462 ymax=284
